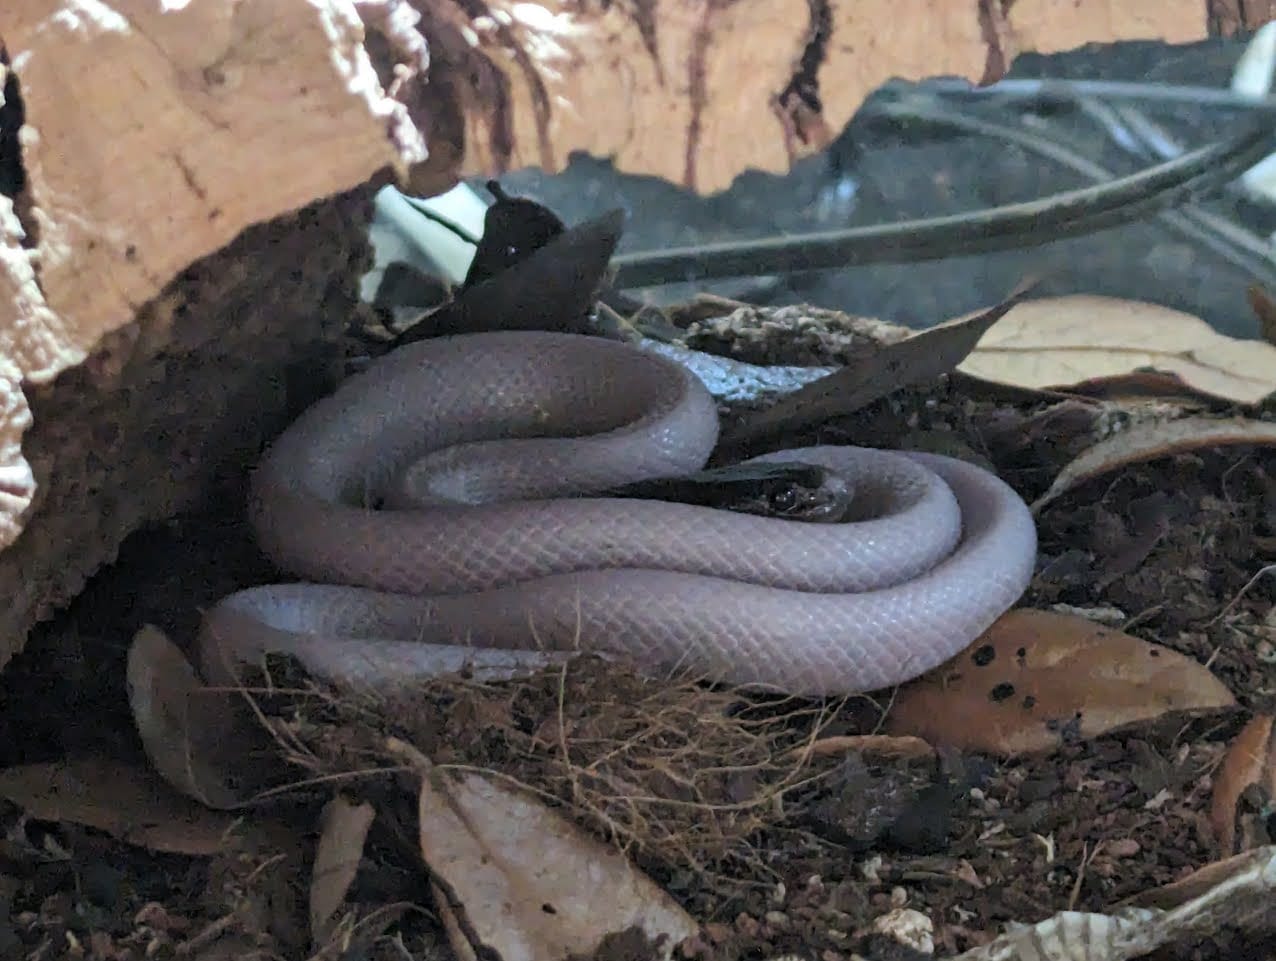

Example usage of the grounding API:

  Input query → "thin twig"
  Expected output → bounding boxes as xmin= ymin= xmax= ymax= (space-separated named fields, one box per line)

xmin=611 ymin=117 xmax=1276 ymax=287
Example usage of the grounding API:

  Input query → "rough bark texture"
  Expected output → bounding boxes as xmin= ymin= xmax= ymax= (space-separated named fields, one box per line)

xmin=3 ymin=193 xmax=371 ymax=658
xmin=1209 ymin=0 xmax=1276 ymax=35
xmin=0 ymin=0 xmax=427 ymax=668
xmin=0 ymin=0 xmax=1260 ymax=670
xmin=414 ymin=0 xmax=1212 ymax=194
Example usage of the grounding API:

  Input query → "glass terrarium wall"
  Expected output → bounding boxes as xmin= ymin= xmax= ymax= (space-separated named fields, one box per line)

xmin=456 ymin=37 xmax=1276 ymax=339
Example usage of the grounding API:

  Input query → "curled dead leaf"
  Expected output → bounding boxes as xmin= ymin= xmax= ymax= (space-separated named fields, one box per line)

xmin=720 ymin=283 xmax=1032 ymax=451
xmin=959 ymin=296 xmax=1276 ymax=405
xmin=1032 ymin=416 xmax=1276 ymax=512
xmin=0 ymin=758 xmax=239 ymax=856
xmin=310 ymin=795 xmax=376 ymax=949
xmin=1210 ymin=714 xmax=1276 ymax=856
xmin=411 ymin=761 xmax=699 ymax=961
xmin=126 ymin=625 xmax=260 ymax=809
xmin=884 ymin=609 xmax=1236 ymax=756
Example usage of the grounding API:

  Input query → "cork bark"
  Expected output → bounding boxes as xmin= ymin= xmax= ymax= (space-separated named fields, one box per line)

xmin=413 ymin=0 xmax=1210 ymax=193
xmin=0 ymin=0 xmax=424 ymax=663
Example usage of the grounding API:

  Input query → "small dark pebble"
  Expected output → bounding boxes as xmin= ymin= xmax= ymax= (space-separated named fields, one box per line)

xmin=0 ymin=921 xmax=18 ymax=958
xmin=882 ymin=782 xmax=954 ymax=855
xmin=79 ymin=860 xmax=125 ymax=910
xmin=1018 ymin=773 xmax=1061 ymax=804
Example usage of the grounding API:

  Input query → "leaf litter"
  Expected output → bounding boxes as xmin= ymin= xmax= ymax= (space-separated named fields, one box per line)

xmin=884 ymin=609 xmax=1237 ymax=755
xmin=390 ymin=737 xmax=699 ymax=961
xmin=958 ymin=295 xmax=1276 ymax=406
xmin=10 ymin=263 xmax=1276 ymax=958
xmin=309 ymin=794 xmax=376 ymax=949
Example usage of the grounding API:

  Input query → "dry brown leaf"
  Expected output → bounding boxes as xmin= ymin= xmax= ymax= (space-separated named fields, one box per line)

xmin=406 ymin=750 xmax=699 ymax=960
xmin=721 ymin=283 xmax=1032 ymax=450
xmin=1055 ymin=369 xmax=1236 ymax=406
xmin=126 ymin=625 xmax=258 ymax=810
xmin=310 ymin=795 xmax=376 ymax=948
xmin=959 ymin=296 xmax=1276 ymax=405
xmin=1032 ymin=416 xmax=1276 ymax=511
xmin=1210 ymin=714 xmax=1276 ymax=856
xmin=797 ymin=735 xmax=936 ymax=761
xmin=884 ymin=609 xmax=1236 ymax=756
xmin=0 ymin=757 xmax=239 ymax=856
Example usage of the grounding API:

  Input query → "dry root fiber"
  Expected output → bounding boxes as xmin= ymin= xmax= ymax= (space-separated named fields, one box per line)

xmin=247 ymin=655 xmax=847 ymax=883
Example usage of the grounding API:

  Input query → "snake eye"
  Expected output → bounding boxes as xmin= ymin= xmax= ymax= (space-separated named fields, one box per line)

xmin=769 ymin=486 xmax=799 ymax=513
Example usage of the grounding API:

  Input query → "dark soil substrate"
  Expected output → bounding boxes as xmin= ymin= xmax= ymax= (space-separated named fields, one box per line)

xmin=3 ymin=351 xmax=1276 ymax=960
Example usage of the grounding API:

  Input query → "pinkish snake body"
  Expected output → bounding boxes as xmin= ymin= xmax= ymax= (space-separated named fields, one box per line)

xmin=197 ymin=330 xmax=1037 ymax=697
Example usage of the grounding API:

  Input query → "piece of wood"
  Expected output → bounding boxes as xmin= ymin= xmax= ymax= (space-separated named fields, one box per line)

xmin=420 ymin=0 xmax=1211 ymax=193
xmin=3 ymin=0 xmax=423 ymax=385
xmin=0 ymin=0 xmax=428 ymax=666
